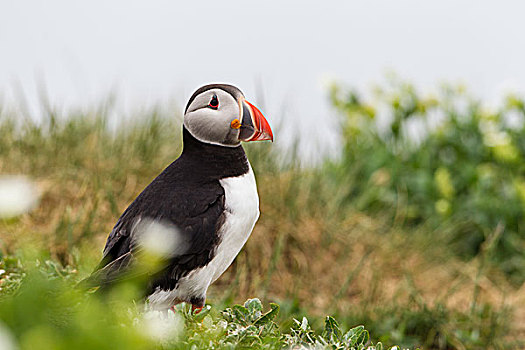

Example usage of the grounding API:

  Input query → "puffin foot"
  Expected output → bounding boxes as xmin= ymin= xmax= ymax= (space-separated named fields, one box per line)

xmin=192 ymin=305 xmax=203 ymax=314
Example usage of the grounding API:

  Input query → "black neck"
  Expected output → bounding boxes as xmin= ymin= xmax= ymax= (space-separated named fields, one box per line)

xmin=180 ymin=127 xmax=249 ymax=179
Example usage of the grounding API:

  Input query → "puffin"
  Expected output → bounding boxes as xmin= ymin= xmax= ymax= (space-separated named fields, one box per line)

xmin=83 ymin=84 xmax=273 ymax=312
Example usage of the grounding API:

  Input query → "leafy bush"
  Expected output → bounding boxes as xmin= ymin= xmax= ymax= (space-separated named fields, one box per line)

xmin=0 ymin=256 xmax=394 ymax=350
xmin=329 ymin=79 xmax=525 ymax=282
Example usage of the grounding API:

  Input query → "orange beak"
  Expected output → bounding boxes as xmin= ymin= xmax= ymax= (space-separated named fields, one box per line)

xmin=239 ymin=99 xmax=273 ymax=142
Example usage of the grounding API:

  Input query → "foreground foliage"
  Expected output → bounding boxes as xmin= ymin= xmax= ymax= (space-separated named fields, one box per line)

xmin=0 ymin=257 xmax=391 ymax=350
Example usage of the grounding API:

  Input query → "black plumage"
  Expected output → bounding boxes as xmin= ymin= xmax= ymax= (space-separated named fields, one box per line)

xmin=84 ymin=127 xmax=249 ymax=301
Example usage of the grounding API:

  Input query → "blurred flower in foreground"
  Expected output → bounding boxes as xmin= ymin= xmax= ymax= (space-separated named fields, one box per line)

xmin=0 ymin=176 xmax=40 ymax=219
xmin=0 ymin=322 xmax=17 ymax=350
xmin=135 ymin=218 xmax=188 ymax=258
xmin=139 ymin=309 xmax=184 ymax=342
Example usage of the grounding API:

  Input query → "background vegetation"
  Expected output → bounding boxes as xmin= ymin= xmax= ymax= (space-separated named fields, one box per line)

xmin=0 ymin=79 xmax=523 ymax=349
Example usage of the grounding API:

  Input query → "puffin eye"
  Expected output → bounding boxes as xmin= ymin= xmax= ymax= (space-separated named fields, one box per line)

xmin=208 ymin=94 xmax=219 ymax=109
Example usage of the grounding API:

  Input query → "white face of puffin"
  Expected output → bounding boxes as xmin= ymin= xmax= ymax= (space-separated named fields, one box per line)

xmin=183 ymin=85 xmax=273 ymax=147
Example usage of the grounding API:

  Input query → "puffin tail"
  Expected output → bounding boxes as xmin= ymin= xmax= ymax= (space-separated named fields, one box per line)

xmin=75 ymin=252 xmax=132 ymax=291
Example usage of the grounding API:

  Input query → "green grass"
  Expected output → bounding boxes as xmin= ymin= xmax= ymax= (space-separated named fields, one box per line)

xmin=0 ymin=79 xmax=524 ymax=349
xmin=0 ymin=255 xmax=387 ymax=350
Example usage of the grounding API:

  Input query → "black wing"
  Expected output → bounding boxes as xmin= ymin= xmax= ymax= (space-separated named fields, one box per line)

xmin=84 ymin=160 xmax=225 ymax=289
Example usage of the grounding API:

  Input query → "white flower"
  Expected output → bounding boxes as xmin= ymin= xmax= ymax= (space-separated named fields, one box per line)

xmin=140 ymin=310 xmax=184 ymax=342
xmin=0 ymin=322 xmax=17 ymax=350
xmin=134 ymin=218 xmax=188 ymax=258
xmin=0 ymin=176 xmax=39 ymax=219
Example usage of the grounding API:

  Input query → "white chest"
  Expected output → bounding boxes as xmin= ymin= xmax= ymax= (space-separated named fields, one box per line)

xmin=147 ymin=166 xmax=260 ymax=309
xmin=212 ymin=166 xmax=260 ymax=281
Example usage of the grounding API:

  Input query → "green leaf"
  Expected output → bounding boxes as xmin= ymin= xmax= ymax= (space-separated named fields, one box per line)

xmin=192 ymin=305 xmax=211 ymax=321
xmin=254 ymin=303 xmax=279 ymax=326
xmin=244 ymin=298 xmax=263 ymax=313
xmin=322 ymin=316 xmax=342 ymax=342
xmin=244 ymin=298 xmax=263 ymax=320
xmin=343 ymin=325 xmax=368 ymax=346
xmin=232 ymin=305 xmax=249 ymax=323
xmin=300 ymin=317 xmax=309 ymax=331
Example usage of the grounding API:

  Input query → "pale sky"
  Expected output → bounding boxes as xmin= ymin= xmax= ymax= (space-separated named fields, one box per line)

xmin=1 ymin=0 xmax=524 ymax=155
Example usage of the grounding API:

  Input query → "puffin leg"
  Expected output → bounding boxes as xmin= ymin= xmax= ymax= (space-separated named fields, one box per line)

xmin=169 ymin=299 xmax=183 ymax=313
xmin=190 ymin=296 xmax=205 ymax=314
xmin=192 ymin=305 xmax=203 ymax=314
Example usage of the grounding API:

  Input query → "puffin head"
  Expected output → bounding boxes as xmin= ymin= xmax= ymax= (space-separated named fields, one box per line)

xmin=183 ymin=84 xmax=273 ymax=147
